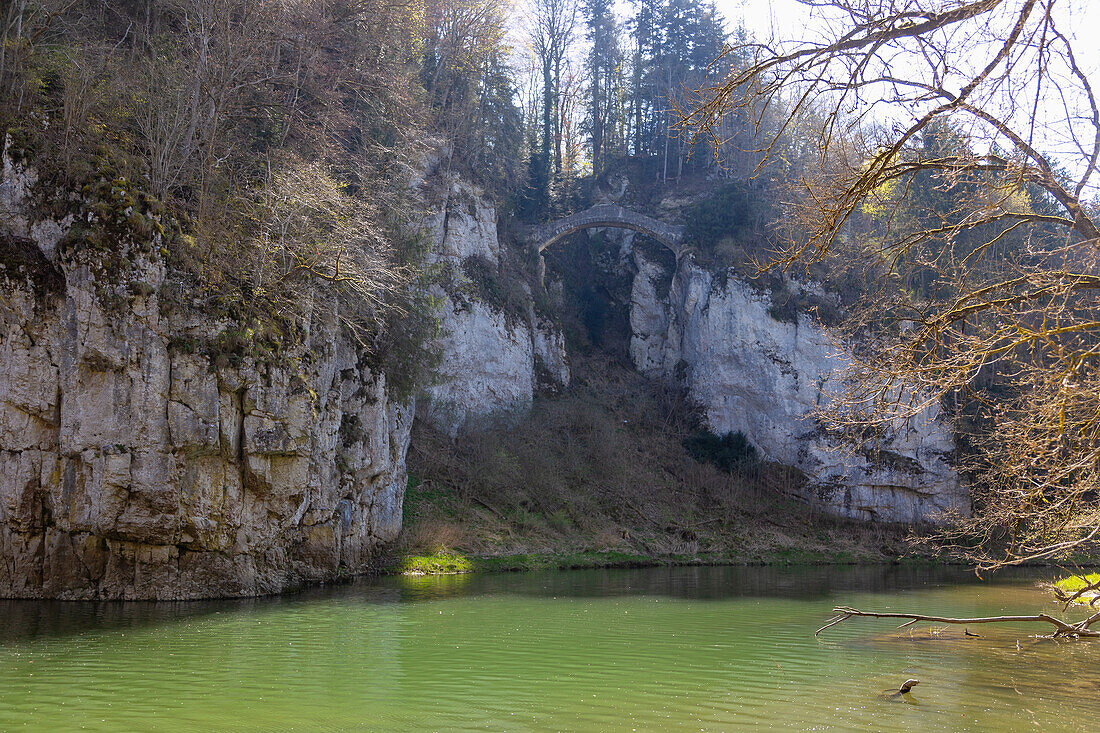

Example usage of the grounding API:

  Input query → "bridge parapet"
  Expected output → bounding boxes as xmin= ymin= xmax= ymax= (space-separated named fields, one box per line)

xmin=526 ymin=204 xmax=684 ymax=254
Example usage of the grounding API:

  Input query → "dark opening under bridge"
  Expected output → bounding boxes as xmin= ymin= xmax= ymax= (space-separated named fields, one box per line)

xmin=525 ymin=204 xmax=685 ymax=255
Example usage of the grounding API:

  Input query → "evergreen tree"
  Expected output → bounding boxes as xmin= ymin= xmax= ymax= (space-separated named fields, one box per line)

xmin=625 ymin=0 xmax=725 ymax=172
xmin=584 ymin=0 xmax=621 ymax=175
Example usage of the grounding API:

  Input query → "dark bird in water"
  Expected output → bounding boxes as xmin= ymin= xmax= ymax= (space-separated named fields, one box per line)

xmin=882 ymin=679 xmax=920 ymax=699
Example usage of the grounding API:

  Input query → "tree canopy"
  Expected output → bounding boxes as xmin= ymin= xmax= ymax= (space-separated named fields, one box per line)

xmin=684 ymin=0 xmax=1100 ymax=569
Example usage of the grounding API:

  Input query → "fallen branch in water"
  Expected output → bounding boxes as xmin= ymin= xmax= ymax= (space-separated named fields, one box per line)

xmin=816 ymin=606 xmax=1100 ymax=639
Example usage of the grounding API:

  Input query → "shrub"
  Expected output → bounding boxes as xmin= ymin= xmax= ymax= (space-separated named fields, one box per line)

xmin=457 ymin=248 xmax=538 ymax=327
xmin=682 ymin=181 xmax=776 ymax=270
xmin=682 ymin=430 xmax=759 ymax=473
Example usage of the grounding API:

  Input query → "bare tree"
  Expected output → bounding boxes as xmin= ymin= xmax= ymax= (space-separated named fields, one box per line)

xmin=557 ymin=56 xmax=586 ymax=173
xmin=682 ymin=0 xmax=1100 ymax=572
xmin=246 ymin=158 xmax=411 ymax=341
xmin=530 ymin=0 xmax=580 ymax=176
xmin=424 ymin=0 xmax=502 ymax=99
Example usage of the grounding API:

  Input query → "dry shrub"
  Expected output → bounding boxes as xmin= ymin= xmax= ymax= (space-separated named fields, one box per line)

xmin=243 ymin=158 xmax=411 ymax=340
xmin=403 ymin=518 xmax=467 ymax=554
xmin=406 ymin=356 xmax=852 ymax=556
xmin=587 ymin=527 xmax=631 ymax=551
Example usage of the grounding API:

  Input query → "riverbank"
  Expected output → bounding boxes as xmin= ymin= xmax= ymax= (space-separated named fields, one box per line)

xmin=391 ymin=548 xmax=948 ymax=576
xmin=395 ymin=357 xmax=944 ymax=576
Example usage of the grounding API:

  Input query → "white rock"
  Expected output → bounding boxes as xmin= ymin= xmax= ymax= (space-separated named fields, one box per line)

xmin=426 ymin=296 xmax=536 ymax=435
xmin=0 ymin=158 xmax=416 ymax=600
xmin=419 ymin=175 xmax=569 ymax=436
xmin=632 ymin=255 xmax=968 ymax=523
xmin=424 ymin=176 xmax=501 ymax=264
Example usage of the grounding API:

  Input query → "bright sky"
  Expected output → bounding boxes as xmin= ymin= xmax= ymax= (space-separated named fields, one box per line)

xmin=726 ymin=0 xmax=1098 ymax=62
xmin=722 ymin=0 xmax=808 ymax=41
xmin=715 ymin=0 xmax=1100 ymax=191
xmin=518 ymin=0 xmax=1100 ymax=188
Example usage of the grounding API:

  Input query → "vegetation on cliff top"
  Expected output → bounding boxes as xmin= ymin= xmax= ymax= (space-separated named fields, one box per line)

xmin=2 ymin=0 xmax=442 ymax=383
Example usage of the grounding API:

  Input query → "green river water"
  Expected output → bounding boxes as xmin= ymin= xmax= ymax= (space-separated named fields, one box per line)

xmin=1 ymin=565 xmax=1097 ymax=731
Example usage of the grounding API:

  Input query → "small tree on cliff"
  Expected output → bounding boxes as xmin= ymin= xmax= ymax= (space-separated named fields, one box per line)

xmin=3 ymin=0 xmax=427 ymax=358
xmin=681 ymin=0 xmax=1100 ymax=576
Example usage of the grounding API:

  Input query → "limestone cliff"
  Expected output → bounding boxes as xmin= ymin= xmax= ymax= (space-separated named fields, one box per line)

xmin=419 ymin=173 xmax=568 ymax=435
xmin=0 ymin=149 xmax=412 ymax=600
xmin=629 ymin=246 xmax=968 ymax=522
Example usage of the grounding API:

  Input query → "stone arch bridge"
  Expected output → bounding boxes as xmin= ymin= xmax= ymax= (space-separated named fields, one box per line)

xmin=525 ymin=204 xmax=685 ymax=255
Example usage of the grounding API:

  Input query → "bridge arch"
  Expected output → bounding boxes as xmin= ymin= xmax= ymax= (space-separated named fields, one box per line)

xmin=527 ymin=204 xmax=685 ymax=255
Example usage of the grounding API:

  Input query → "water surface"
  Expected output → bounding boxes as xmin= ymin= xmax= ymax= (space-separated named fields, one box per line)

xmin=2 ymin=565 xmax=1097 ymax=731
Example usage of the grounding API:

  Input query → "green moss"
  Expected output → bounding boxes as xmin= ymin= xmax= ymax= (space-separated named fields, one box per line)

xmin=62 ymin=163 xmax=169 ymax=260
xmin=204 ymin=322 xmax=286 ymax=368
xmin=53 ymin=158 xmax=179 ymax=311
xmin=399 ymin=552 xmax=475 ymax=575
xmin=1054 ymin=573 xmax=1100 ymax=605
xmin=387 ymin=548 xmax=946 ymax=577
xmin=166 ymin=335 xmax=199 ymax=354
xmin=1 ymin=126 xmax=36 ymax=165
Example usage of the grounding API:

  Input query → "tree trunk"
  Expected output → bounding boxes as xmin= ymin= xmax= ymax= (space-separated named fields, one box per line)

xmin=817 ymin=606 xmax=1100 ymax=639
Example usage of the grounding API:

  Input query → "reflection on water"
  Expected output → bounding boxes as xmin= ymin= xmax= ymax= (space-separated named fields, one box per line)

xmin=1 ymin=565 xmax=1097 ymax=731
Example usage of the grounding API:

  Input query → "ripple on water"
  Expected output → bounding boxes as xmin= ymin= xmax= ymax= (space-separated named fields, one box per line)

xmin=1 ymin=565 xmax=1098 ymax=732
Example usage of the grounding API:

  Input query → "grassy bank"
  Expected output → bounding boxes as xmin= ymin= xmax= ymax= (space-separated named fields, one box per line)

xmin=394 ymin=357 xmax=939 ymax=576
xmin=394 ymin=548 xmax=944 ymax=576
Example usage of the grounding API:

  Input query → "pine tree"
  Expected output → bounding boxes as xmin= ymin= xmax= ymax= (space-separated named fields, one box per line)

xmin=584 ymin=0 xmax=620 ymax=175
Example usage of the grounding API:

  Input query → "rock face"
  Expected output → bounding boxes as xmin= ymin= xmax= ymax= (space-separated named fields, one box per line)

xmin=630 ymin=251 xmax=968 ymax=523
xmin=0 ymin=149 xmax=412 ymax=600
xmin=425 ymin=298 xmax=537 ymax=434
xmin=420 ymin=174 xmax=568 ymax=435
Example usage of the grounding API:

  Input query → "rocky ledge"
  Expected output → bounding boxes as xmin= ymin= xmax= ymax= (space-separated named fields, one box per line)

xmin=1 ymin=151 xmax=412 ymax=600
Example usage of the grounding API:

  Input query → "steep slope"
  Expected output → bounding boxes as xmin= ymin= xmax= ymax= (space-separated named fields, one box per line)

xmin=402 ymin=355 xmax=919 ymax=567
xmin=418 ymin=168 xmax=569 ymax=435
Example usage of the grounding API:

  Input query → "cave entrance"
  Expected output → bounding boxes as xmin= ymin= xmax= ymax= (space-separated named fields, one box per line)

xmin=540 ymin=227 xmax=676 ymax=365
